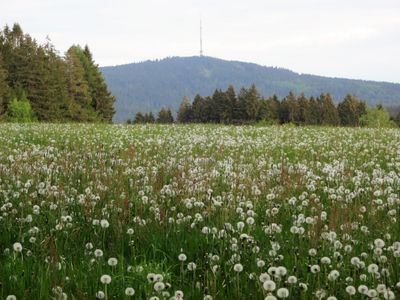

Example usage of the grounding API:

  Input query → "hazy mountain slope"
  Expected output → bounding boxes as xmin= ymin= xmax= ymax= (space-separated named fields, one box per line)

xmin=101 ymin=56 xmax=400 ymax=122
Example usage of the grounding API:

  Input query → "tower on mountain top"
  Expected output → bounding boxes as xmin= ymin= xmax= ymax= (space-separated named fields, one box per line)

xmin=200 ymin=19 xmax=204 ymax=57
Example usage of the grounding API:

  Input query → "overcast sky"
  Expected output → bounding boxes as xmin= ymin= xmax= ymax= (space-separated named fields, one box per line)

xmin=1 ymin=0 xmax=400 ymax=83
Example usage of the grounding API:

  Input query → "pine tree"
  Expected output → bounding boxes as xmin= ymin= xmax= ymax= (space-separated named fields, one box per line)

xmin=0 ymin=56 xmax=9 ymax=116
xmin=318 ymin=93 xmax=339 ymax=126
xmin=244 ymin=84 xmax=262 ymax=121
xmin=81 ymin=45 xmax=115 ymax=122
xmin=297 ymin=93 xmax=309 ymax=125
xmin=395 ymin=111 xmax=400 ymax=127
xmin=133 ymin=112 xmax=145 ymax=123
xmin=65 ymin=46 xmax=95 ymax=121
xmin=264 ymin=94 xmax=280 ymax=123
xmin=191 ymin=94 xmax=208 ymax=123
xmin=157 ymin=107 xmax=174 ymax=123
xmin=280 ymin=92 xmax=298 ymax=124
xmin=177 ymin=96 xmax=192 ymax=123
xmin=144 ymin=112 xmax=155 ymax=123
xmin=0 ymin=24 xmax=114 ymax=123
xmin=223 ymin=85 xmax=236 ymax=123
xmin=304 ymin=96 xmax=320 ymax=125
xmin=337 ymin=94 xmax=366 ymax=126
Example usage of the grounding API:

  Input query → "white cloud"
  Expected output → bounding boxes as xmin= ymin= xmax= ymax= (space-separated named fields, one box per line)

xmin=1 ymin=0 xmax=399 ymax=82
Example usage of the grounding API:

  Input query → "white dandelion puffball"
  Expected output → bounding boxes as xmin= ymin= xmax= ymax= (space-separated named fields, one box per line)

xmin=263 ymin=280 xmax=276 ymax=291
xmin=100 ymin=274 xmax=112 ymax=285
xmin=345 ymin=286 xmax=356 ymax=295
xmin=233 ymin=263 xmax=243 ymax=273
xmin=6 ymin=296 xmax=17 ymax=300
xmin=277 ymin=288 xmax=289 ymax=298
xmin=125 ymin=287 xmax=135 ymax=296
xmin=107 ymin=257 xmax=118 ymax=267
xmin=96 ymin=291 xmax=105 ymax=299
xmin=178 ymin=253 xmax=187 ymax=262
xmin=94 ymin=249 xmax=103 ymax=258
xmin=154 ymin=281 xmax=165 ymax=292
xmin=13 ymin=242 xmax=23 ymax=253
xmin=187 ymin=262 xmax=197 ymax=271
xmin=100 ymin=219 xmax=109 ymax=229
xmin=175 ymin=290 xmax=184 ymax=298
xmin=374 ymin=238 xmax=385 ymax=248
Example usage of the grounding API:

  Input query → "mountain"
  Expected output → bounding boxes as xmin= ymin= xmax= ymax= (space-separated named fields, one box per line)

xmin=100 ymin=56 xmax=400 ymax=123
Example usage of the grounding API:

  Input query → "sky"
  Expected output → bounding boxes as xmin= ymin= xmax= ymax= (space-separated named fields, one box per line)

xmin=1 ymin=0 xmax=400 ymax=83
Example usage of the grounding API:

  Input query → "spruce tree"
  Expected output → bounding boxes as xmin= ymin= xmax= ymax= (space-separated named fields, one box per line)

xmin=223 ymin=85 xmax=236 ymax=123
xmin=192 ymin=94 xmax=207 ymax=123
xmin=0 ymin=56 xmax=9 ymax=116
xmin=133 ymin=112 xmax=145 ymax=123
xmin=297 ymin=93 xmax=309 ymax=125
xmin=264 ymin=94 xmax=280 ymax=123
xmin=395 ymin=111 xmax=400 ymax=127
xmin=65 ymin=47 xmax=95 ymax=121
xmin=337 ymin=94 xmax=366 ymax=126
xmin=244 ymin=84 xmax=262 ymax=121
xmin=81 ymin=45 xmax=115 ymax=122
xmin=318 ymin=93 xmax=339 ymax=126
xmin=157 ymin=107 xmax=174 ymax=123
xmin=177 ymin=96 xmax=192 ymax=123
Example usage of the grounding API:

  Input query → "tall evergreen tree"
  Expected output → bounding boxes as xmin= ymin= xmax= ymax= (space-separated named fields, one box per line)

xmin=157 ymin=107 xmax=174 ymax=123
xmin=395 ymin=111 xmax=400 ymax=127
xmin=65 ymin=47 xmax=95 ymax=121
xmin=81 ymin=45 xmax=115 ymax=122
xmin=297 ymin=93 xmax=309 ymax=125
xmin=280 ymin=91 xmax=298 ymax=124
xmin=0 ymin=56 xmax=9 ymax=116
xmin=304 ymin=96 xmax=320 ymax=125
xmin=133 ymin=112 xmax=145 ymax=124
xmin=191 ymin=94 xmax=208 ymax=123
xmin=177 ymin=96 xmax=192 ymax=123
xmin=337 ymin=94 xmax=366 ymax=126
xmin=318 ymin=93 xmax=339 ymax=125
xmin=223 ymin=85 xmax=236 ymax=123
xmin=144 ymin=112 xmax=155 ymax=123
xmin=244 ymin=84 xmax=262 ymax=121
xmin=264 ymin=94 xmax=280 ymax=123
xmin=0 ymin=24 xmax=115 ymax=123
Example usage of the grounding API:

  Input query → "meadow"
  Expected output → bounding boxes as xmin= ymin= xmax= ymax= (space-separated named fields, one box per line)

xmin=0 ymin=124 xmax=399 ymax=300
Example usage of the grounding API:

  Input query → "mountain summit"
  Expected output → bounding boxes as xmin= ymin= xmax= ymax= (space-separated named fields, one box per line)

xmin=101 ymin=56 xmax=400 ymax=122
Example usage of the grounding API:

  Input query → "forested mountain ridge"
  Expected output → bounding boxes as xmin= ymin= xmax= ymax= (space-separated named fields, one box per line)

xmin=101 ymin=56 xmax=400 ymax=122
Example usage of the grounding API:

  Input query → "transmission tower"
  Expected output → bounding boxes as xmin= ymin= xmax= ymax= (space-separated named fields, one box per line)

xmin=200 ymin=19 xmax=204 ymax=57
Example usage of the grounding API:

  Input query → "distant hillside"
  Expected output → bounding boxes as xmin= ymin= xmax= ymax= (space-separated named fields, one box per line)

xmin=101 ymin=56 xmax=400 ymax=122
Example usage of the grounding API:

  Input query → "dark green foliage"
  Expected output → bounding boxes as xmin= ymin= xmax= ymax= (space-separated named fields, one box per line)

xmin=318 ymin=93 xmax=340 ymax=126
xmin=262 ymin=94 xmax=280 ymax=124
xmin=0 ymin=24 xmax=115 ymax=122
xmin=101 ymin=56 xmax=400 ymax=122
xmin=134 ymin=85 xmax=371 ymax=126
xmin=395 ymin=112 xmax=400 ymax=127
xmin=177 ymin=96 xmax=192 ymax=123
xmin=157 ymin=107 xmax=174 ymax=123
xmin=191 ymin=94 xmax=208 ymax=123
xmin=337 ymin=94 xmax=366 ymax=126
xmin=0 ymin=56 xmax=9 ymax=116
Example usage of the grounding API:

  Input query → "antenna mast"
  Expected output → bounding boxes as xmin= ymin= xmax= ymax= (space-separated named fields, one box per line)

xmin=200 ymin=19 xmax=204 ymax=57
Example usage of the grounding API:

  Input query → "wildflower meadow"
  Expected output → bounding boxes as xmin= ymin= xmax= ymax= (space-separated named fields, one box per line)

xmin=0 ymin=124 xmax=399 ymax=300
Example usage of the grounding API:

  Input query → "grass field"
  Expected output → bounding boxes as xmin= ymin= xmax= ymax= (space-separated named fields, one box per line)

xmin=0 ymin=124 xmax=399 ymax=300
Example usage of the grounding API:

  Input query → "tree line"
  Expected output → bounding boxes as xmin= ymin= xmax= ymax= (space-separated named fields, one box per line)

xmin=0 ymin=24 xmax=115 ymax=122
xmin=131 ymin=84 xmax=400 ymax=127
